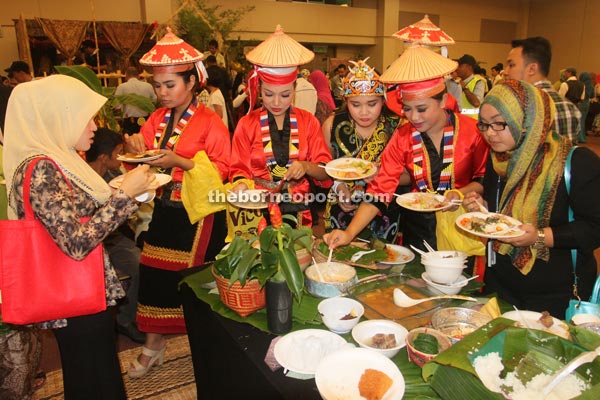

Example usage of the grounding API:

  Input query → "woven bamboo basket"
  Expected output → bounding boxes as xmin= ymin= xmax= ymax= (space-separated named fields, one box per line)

xmin=211 ymin=267 xmax=266 ymax=317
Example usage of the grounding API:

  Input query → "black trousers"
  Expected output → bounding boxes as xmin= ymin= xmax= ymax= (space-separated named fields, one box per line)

xmin=52 ymin=309 xmax=126 ymax=400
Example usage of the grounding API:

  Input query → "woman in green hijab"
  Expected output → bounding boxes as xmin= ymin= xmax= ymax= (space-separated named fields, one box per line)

xmin=463 ymin=79 xmax=600 ymax=319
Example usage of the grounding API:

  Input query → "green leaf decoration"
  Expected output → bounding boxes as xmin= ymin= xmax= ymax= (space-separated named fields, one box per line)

xmin=278 ymin=247 xmax=304 ymax=300
xmin=55 ymin=65 xmax=103 ymax=92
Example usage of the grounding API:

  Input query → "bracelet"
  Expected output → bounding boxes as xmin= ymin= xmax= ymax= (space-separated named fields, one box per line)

xmin=332 ymin=180 xmax=344 ymax=193
xmin=445 ymin=189 xmax=464 ymax=200
xmin=533 ymin=228 xmax=545 ymax=250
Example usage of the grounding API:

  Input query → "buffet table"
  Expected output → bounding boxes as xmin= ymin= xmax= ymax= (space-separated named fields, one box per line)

xmin=179 ymin=263 xmax=444 ymax=399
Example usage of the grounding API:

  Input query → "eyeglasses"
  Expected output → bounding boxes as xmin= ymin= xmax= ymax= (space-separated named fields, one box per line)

xmin=477 ymin=121 xmax=509 ymax=132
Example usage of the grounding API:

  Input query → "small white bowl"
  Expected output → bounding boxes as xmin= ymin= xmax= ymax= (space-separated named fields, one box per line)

xmin=422 ymin=261 xmax=466 ymax=284
xmin=318 ymin=297 xmax=364 ymax=334
xmin=421 ymin=250 xmax=467 ymax=263
xmin=351 ymin=319 xmax=408 ymax=359
xmin=571 ymin=313 xmax=600 ymax=325
xmin=422 ymin=273 xmax=468 ymax=295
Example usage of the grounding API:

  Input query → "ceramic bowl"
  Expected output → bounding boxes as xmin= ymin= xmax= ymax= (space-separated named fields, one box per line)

xmin=405 ymin=327 xmax=452 ymax=367
xmin=318 ymin=297 xmax=364 ymax=334
xmin=421 ymin=250 xmax=467 ymax=264
xmin=421 ymin=273 xmax=469 ymax=295
xmin=351 ymin=319 xmax=408 ymax=359
xmin=422 ymin=260 xmax=467 ymax=284
xmin=305 ymin=262 xmax=358 ymax=298
xmin=431 ymin=307 xmax=491 ymax=342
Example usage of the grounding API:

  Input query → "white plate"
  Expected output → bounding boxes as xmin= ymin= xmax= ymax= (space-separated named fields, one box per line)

xmin=315 ymin=347 xmax=405 ymax=400
xmin=117 ymin=150 xmax=164 ymax=163
xmin=456 ymin=212 xmax=525 ymax=239
xmin=395 ymin=192 xmax=454 ymax=212
xmin=324 ymin=158 xmax=376 ymax=181
xmin=108 ymin=173 xmax=172 ymax=190
xmin=274 ymin=329 xmax=347 ymax=375
xmin=227 ymin=189 xmax=269 ymax=209
xmin=379 ymin=244 xmax=414 ymax=265
xmin=502 ymin=310 xmax=570 ymax=339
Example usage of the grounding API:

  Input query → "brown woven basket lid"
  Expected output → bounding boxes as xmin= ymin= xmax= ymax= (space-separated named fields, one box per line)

xmin=246 ymin=25 xmax=314 ymax=67
xmin=380 ymin=44 xmax=457 ymax=84
xmin=392 ymin=14 xmax=455 ymax=46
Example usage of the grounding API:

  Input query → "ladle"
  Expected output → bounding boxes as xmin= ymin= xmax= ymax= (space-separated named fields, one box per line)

xmin=541 ymin=345 xmax=600 ymax=398
xmin=393 ymin=287 xmax=476 ymax=307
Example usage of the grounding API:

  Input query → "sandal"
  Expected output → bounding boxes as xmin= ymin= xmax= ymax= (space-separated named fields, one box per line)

xmin=128 ymin=346 xmax=166 ymax=378
xmin=33 ymin=370 xmax=46 ymax=390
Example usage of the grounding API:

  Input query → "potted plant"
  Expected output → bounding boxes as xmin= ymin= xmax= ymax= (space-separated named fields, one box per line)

xmin=212 ymin=203 xmax=312 ymax=331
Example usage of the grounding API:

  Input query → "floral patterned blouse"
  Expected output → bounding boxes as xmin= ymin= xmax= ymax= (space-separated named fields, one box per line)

xmin=9 ymin=157 xmax=138 ymax=329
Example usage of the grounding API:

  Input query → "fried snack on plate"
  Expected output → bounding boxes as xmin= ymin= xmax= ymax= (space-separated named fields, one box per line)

xmin=358 ymin=368 xmax=393 ymax=400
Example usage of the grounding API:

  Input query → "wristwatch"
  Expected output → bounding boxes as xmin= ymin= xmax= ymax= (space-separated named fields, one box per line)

xmin=534 ymin=228 xmax=545 ymax=250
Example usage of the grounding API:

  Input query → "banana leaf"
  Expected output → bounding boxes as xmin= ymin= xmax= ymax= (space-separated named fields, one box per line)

xmin=423 ymin=318 xmax=600 ymax=399
xmin=55 ymin=65 xmax=103 ymax=92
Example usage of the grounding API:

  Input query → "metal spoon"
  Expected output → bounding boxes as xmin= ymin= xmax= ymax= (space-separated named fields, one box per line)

xmin=542 ymin=345 xmax=600 ymax=398
xmin=393 ymin=287 xmax=477 ymax=307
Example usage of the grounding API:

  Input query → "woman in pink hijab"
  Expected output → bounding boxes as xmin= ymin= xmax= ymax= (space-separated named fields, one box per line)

xmin=309 ymin=70 xmax=336 ymax=125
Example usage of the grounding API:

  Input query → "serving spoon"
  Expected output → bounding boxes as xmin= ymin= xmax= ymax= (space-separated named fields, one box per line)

xmin=541 ymin=345 xmax=600 ymax=398
xmin=393 ymin=288 xmax=477 ymax=307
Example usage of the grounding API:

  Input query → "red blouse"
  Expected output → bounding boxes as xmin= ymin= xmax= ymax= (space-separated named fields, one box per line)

xmin=367 ymin=113 xmax=489 ymax=202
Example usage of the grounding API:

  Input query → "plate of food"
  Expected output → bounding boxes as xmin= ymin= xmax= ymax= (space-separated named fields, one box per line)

xmin=108 ymin=173 xmax=172 ymax=190
xmin=395 ymin=192 xmax=454 ymax=212
xmin=455 ymin=212 xmax=525 ymax=239
xmin=315 ymin=347 xmax=405 ymax=400
xmin=227 ymin=189 xmax=269 ymax=209
xmin=502 ymin=310 xmax=570 ymax=339
xmin=117 ymin=149 xmax=165 ymax=163
xmin=274 ymin=329 xmax=347 ymax=375
xmin=324 ymin=158 xmax=376 ymax=181
xmin=379 ymin=244 xmax=415 ymax=265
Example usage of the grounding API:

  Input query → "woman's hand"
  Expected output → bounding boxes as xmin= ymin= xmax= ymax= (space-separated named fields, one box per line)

xmin=323 ymin=229 xmax=353 ymax=249
xmin=284 ymin=160 xmax=308 ymax=181
xmin=231 ymin=182 xmax=249 ymax=193
xmin=497 ymin=223 xmax=537 ymax=247
xmin=123 ymin=133 xmax=146 ymax=154
xmin=443 ymin=190 xmax=462 ymax=212
xmin=336 ymin=183 xmax=356 ymax=212
xmin=146 ymin=149 xmax=193 ymax=170
xmin=119 ymin=164 xmax=156 ymax=199
xmin=462 ymin=191 xmax=487 ymax=213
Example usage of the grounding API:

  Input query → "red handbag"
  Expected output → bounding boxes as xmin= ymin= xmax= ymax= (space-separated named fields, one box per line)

xmin=0 ymin=157 xmax=106 ymax=325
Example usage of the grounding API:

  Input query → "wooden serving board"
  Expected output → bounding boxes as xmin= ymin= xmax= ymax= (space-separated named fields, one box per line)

xmin=311 ymin=239 xmax=391 ymax=270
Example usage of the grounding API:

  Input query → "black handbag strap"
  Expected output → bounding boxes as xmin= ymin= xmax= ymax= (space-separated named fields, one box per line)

xmin=22 ymin=157 xmax=73 ymax=221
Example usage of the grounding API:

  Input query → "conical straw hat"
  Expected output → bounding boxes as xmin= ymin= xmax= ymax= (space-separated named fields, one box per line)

xmin=380 ymin=44 xmax=457 ymax=84
xmin=246 ymin=25 xmax=314 ymax=67
xmin=392 ymin=14 xmax=455 ymax=46
xmin=140 ymin=27 xmax=204 ymax=66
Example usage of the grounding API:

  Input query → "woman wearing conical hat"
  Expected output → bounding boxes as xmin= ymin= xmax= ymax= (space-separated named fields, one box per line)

xmin=322 ymin=58 xmax=404 ymax=242
xmin=325 ymin=45 xmax=489 ymax=253
xmin=123 ymin=28 xmax=230 ymax=378
xmin=229 ymin=25 xmax=332 ymax=226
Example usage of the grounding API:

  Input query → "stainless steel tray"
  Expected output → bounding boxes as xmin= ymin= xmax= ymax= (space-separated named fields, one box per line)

xmin=345 ymin=273 xmax=450 ymax=330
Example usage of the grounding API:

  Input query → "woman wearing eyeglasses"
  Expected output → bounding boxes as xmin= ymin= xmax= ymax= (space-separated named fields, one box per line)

xmin=324 ymin=45 xmax=489 ymax=252
xmin=462 ymin=80 xmax=600 ymax=319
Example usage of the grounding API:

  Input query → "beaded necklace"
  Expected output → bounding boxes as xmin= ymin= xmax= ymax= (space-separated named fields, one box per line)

xmin=260 ymin=107 xmax=299 ymax=180
xmin=411 ymin=111 xmax=457 ymax=192
xmin=154 ymin=98 xmax=198 ymax=150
